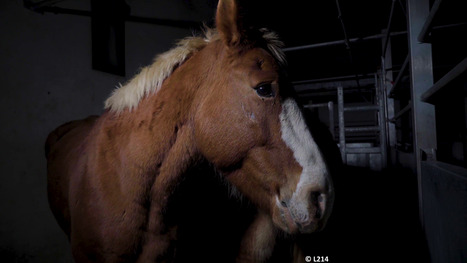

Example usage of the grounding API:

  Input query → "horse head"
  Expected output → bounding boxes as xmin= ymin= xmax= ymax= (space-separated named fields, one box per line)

xmin=192 ymin=0 xmax=335 ymax=234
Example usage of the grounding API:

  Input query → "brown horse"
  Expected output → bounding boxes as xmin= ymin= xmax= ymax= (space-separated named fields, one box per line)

xmin=45 ymin=0 xmax=334 ymax=262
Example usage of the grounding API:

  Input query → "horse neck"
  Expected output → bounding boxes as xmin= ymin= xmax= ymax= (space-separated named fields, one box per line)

xmin=101 ymin=46 xmax=214 ymax=177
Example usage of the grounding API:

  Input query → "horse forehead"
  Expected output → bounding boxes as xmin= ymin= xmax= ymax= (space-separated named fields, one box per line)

xmin=225 ymin=47 xmax=276 ymax=70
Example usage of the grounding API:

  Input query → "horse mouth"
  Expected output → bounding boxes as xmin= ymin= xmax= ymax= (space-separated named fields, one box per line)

xmin=274 ymin=196 xmax=322 ymax=234
xmin=277 ymin=202 xmax=300 ymax=234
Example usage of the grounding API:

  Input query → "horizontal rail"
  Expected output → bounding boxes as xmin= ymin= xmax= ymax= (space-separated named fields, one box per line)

xmin=304 ymin=103 xmax=329 ymax=108
xmin=421 ymin=57 xmax=467 ymax=103
xmin=287 ymin=22 xmax=463 ymax=53
xmin=389 ymin=103 xmax=412 ymax=122
xmin=344 ymin=105 xmax=379 ymax=111
xmin=292 ymin=74 xmax=375 ymax=85
xmin=346 ymin=147 xmax=381 ymax=154
xmin=345 ymin=126 xmax=380 ymax=132
xmin=283 ymin=31 xmax=407 ymax=52
xmin=418 ymin=0 xmax=443 ymax=43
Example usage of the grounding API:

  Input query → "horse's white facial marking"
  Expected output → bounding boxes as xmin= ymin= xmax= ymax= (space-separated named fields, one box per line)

xmin=279 ymin=99 xmax=329 ymax=222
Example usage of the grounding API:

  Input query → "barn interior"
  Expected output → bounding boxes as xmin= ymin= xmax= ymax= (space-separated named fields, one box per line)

xmin=0 ymin=0 xmax=466 ymax=262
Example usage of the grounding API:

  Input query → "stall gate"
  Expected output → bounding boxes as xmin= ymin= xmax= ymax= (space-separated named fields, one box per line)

xmin=383 ymin=0 xmax=467 ymax=262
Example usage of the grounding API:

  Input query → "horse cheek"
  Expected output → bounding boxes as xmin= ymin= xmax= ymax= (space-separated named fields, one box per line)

xmin=194 ymin=112 xmax=254 ymax=169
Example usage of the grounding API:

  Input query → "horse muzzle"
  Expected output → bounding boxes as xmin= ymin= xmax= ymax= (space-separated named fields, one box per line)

xmin=274 ymin=188 xmax=333 ymax=234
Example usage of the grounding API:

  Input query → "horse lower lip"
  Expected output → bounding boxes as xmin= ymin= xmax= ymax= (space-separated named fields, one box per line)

xmin=299 ymin=221 xmax=319 ymax=233
xmin=279 ymin=206 xmax=298 ymax=233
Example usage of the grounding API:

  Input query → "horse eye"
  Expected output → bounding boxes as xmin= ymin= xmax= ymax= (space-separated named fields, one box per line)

xmin=255 ymin=84 xmax=274 ymax=98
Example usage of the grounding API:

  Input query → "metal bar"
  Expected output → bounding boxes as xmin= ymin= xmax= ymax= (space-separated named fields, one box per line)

xmin=304 ymin=103 xmax=330 ymax=109
xmin=346 ymin=147 xmax=381 ymax=154
xmin=421 ymin=57 xmax=467 ymax=103
xmin=293 ymin=74 xmax=374 ymax=85
xmin=418 ymin=0 xmax=443 ymax=43
xmin=328 ymin=101 xmax=335 ymax=139
xmin=389 ymin=103 xmax=412 ymax=122
xmin=23 ymin=0 xmax=66 ymax=11
xmin=282 ymin=31 xmax=407 ymax=52
xmin=408 ymin=0 xmax=437 ymax=227
xmin=345 ymin=126 xmax=380 ymax=132
xmin=284 ymin=23 xmax=464 ymax=53
xmin=335 ymin=0 xmax=351 ymax=50
xmin=337 ymin=86 xmax=346 ymax=163
xmin=382 ymin=0 xmax=397 ymax=57
xmin=432 ymin=22 xmax=467 ymax=31
xmin=381 ymin=36 xmax=397 ymax=162
xmin=344 ymin=105 xmax=379 ymax=111
xmin=293 ymin=77 xmax=375 ymax=92
xmin=377 ymin=73 xmax=388 ymax=168
xmin=30 ymin=6 xmax=92 ymax=16
xmin=389 ymin=55 xmax=410 ymax=97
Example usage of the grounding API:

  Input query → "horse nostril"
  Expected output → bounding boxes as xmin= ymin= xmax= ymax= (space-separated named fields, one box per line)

xmin=280 ymin=201 xmax=288 ymax=207
xmin=317 ymin=194 xmax=324 ymax=203
xmin=311 ymin=191 xmax=326 ymax=219
xmin=310 ymin=192 xmax=321 ymax=204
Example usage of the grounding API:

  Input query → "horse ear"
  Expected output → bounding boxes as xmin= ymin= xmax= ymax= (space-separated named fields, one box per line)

xmin=216 ymin=0 xmax=245 ymax=47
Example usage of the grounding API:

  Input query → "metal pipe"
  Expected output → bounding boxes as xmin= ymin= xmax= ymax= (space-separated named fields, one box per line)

xmin=421 ymin=57 xmax=467 ymax=103
xmin=377 ymin=73 xmax=388 ymax=168
xmin=293 ymin=74 xmax=374 ymax=85
xmin=284 ymin=22 xmax=464 ymax=53
xmin=304 ymin=103 xmax=330 ymax=109
xmin=30 ymin=6 xmax=92 ymax=16
xmin=328 ymin=101 xmax=335 ymax=139
xmin=345 ymin=126 xmax=380 ymax=132
xmin=389 ymin=103 xmax=412 ymax=122
xmin=418 ymin=0 xmax=443 ymax=43
xmin=389 ymin=55 xmax=410 ymax=97
xmin=337 ymin=87 xmax=346 ymax=163
xmin=346 ymin=147 xmax=381 ymax=154
xmin=344 ymin=105 xmax=379 ymax=111
xmin=382 ymin=0 xmax=397 ymax=57
xmin=283 ymin=31 xmax=407 ymax=52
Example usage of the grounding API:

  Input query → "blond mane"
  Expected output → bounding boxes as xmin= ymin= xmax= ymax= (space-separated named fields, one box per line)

xmin=104 ymin=28 xmax=285 ymax=113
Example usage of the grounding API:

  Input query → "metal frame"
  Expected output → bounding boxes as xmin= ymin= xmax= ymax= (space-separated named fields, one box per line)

xmin=417 ymin=0 xmax=443 ymax=43
xmin=283 ymin=31 xmax=407 ymax=52
xmin=336 ymin=82 xmax=387 ymax=170
xmin=337 ymin=86 xmax=346 ymax=163
xmin=384 ymin=1 xmax=467 ymax=261
xmin=407 ymin=0 xmax=438 ymax=225
xmin=388 ymin=55 xmax=409 ymax=98
xmin=421 ymin=57 xmax=467 ymax=103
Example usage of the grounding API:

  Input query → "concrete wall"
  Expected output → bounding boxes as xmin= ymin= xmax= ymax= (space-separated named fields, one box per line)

xmin=0 ymin=0 xmax=213 ymax=261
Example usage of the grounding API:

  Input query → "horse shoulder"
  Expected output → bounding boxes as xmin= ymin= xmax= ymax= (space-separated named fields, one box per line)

xmin=46 ymin=115 xmax=99 ymax=236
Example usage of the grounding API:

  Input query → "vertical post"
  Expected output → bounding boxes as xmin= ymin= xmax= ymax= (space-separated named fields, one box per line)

xmin=337 ymin=86 xmax=346 ymax=163
xmin=382 ymin=30 xmax=397 ymax=166
xmin=328 ymin=101 xmax=335 ymax=139
xmin=377 ymin=73 xmax=388 ymax=168
xmin=407 ymin=0 xmax=437 ymax=226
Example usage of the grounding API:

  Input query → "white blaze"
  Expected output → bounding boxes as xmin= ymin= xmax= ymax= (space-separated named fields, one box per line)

xmin=279 ymin=99 xmax=329 ymax=222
